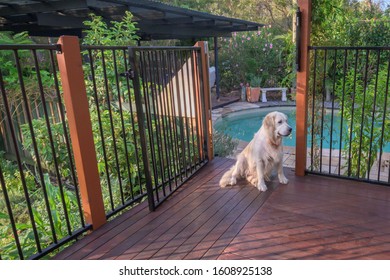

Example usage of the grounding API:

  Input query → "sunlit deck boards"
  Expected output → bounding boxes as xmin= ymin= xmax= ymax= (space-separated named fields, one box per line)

xmin=54 ymin=157 xmax=390 ymax=260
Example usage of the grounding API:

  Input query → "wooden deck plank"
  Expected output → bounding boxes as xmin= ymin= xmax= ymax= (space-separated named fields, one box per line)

xmin=117 ymin=182 xmax=244 ymax=259
xmin=55 ymin=158 xmax=229 ymax=259
xmin=164 ymin=186 xmax=256 ymax=260
xmin=101 ymin=159 xmax=233 ymax=260
xmin=218 ymin=172 xmax=390 ymax=260
xmin=54 ymin=157 xmax=390 ymax=260
xmin=139 ymin=187 xmax=251 ymax=259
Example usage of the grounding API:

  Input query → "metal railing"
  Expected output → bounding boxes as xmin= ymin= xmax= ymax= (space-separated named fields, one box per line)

xmin=307 ymin=46 xmax=390 ymax=185
xmin=130 ymin=46 xmax=208 ymax=209
xmin=0 ymin=44 xmax=89 ymax=260
xmin=0 ymin=41 xmax=211 ymax=259
xmin=81 ymin=45 xmax=149 ymax=218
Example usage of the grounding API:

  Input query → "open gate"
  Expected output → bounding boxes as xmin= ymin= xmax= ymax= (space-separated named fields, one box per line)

xmin=129 ymin=46 xmax=211 ymax=210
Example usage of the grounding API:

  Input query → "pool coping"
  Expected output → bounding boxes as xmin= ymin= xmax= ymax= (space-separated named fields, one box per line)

xmin=211 ymin=100 xmax=296 ymax=124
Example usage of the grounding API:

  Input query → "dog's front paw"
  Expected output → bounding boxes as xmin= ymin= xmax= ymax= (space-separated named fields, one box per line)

xmin=246 ymin=175 xmax=258 ymax=186
xmin=230 ymin=177 xmax=237 ymax=186
xmin=278 ymin=174 xmax=289 ymax=184
xmin=257 ymin=182 xmax=268 ymax=192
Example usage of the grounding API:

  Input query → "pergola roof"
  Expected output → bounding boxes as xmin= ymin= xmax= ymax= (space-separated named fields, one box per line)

xmin=0 ymin=0 xmax=263 ymax=39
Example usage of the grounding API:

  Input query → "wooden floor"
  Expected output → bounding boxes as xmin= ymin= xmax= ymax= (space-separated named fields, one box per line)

xmin=54 ymin=157 xmax=390 ymax=260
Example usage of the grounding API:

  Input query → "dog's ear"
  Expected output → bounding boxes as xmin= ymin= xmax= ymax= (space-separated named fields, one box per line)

xmin=263 ymin=113 xmax=275 ymax=133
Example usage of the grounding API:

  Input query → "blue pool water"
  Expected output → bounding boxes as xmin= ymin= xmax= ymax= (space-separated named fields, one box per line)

xmin=214 ymin=107 xmax=296 ymax=145
xmin=214 ymin=106 xmax=390 ymax=153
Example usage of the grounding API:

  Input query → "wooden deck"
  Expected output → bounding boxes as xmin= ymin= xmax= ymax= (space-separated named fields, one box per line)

xmin=54 ymin=157 xmax=390 ymax=260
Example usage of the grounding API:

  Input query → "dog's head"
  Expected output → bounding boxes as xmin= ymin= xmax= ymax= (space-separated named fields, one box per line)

xmin=263 ymin=111 xmax=292 ymax=141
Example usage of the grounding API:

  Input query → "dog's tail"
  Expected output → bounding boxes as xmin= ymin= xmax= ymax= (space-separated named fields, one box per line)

xmin=219 ymin=165 xmax=235 ymax=188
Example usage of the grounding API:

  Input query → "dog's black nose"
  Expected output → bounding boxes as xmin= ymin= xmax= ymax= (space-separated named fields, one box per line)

xmin=288 ymin=126 xmax=292 ymax=133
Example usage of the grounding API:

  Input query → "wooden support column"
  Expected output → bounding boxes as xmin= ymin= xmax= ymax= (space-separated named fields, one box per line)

xmin=195 ymin=41 xmax=214 ymax=161
xmin=56 ymin=36 xmax=106 ymax=229
xmin=295 ymin=0 xmax=312 ymax=176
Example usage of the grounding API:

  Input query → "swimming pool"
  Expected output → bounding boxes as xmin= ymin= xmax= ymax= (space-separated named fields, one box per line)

xmin=214 ymin=106 xmax=390 ymax=152
xmin=214 ymin=107 xmax=297 ymax=145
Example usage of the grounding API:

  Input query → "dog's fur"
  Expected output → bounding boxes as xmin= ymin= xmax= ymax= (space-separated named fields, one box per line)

xmin=219 ymin=111 xmax=292 ymax=191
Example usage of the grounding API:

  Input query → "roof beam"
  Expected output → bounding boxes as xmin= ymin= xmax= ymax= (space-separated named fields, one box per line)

xmin=37 ymin=13 xmax=86 ymax=28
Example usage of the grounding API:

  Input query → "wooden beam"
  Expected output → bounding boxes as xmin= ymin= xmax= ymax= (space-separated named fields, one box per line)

xmin=295 ymin=0 xmax=312 ymax=176
xmin=56 ymin=36 xmax=106 ymax=229
xmin=37 ymin=13 xmax=86 ymax=28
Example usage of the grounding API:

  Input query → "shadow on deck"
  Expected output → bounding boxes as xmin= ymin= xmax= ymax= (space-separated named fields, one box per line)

xmin=54 ymin=157 xmax=390 ymax=260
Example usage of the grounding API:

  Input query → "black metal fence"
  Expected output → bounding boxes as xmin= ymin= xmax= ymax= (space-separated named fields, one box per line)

xmin=0 ymin=44 xmax=89 ymax=260
xmin=307 ymin=46 xmax=390 ymax=185
xmin=81 ymin=45 xmax=148 ymax=218
xmin=0 ymin=44 xmax=209 ymax=259
xmin=130 ymin=47 xmax=208 ymax=209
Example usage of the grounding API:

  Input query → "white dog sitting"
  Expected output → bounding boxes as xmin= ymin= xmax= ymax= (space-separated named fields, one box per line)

xmin=219 ymin=111 xmax=292 ymax=191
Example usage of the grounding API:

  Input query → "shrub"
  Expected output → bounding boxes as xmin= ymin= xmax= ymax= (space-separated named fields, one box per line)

xmin=213 ymin=129 xmax=238 ymax=157
xmin=218 ymin=27 xmax=288 ymax=92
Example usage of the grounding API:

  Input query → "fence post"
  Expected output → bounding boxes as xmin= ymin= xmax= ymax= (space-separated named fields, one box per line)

xmin=195 ymin=41 xmax=214 ymax=161
xmin=56 ymin=36 xmax=106 ymax=229
xmin=295 ymin=0 xmax=312 ymax=176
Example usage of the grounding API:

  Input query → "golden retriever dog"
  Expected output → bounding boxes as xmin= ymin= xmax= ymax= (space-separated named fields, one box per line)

xmin=219 ymin=111 xmax=292 ymax=191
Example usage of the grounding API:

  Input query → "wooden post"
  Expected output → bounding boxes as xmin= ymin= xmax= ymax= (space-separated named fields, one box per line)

xmin=195 ymin=41 xmax=214 ymax=161
xmin=295 ymin=0 xmax=312 ymax=176
xmin=56 ymin=36 xmax=106 ymax=229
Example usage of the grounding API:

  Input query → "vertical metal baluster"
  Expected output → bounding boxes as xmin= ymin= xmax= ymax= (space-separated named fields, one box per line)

xmin=148 ymin=50 xmax=166 ymax=197
xmin=186 ymin=50 xmax=198 ymax=172
xmin=167 ymin=50 xmax=182 ymax=184
xmin=191 ymin=49 xmax=202 ymax=164
xmin=196 ymin=49 xmax=209 ymax=161
xmin=113 ymin=49 xmax=134 ymax=201
xmin=128 ymin=47 xmax=155 ymax=211
xmin=310 ymin=49 xmax=318 ymax=172
xmin=161 ymin=50 xmax=179 ymax=189
xmin=155 ymin=50 xmax=173 ymax=192
xmin=88 ymin=49 xmax=114 ymax=212
xmin=357 ymin=49 xmax=370 ymax=179
xmin=0 ymin=72 xmax=24 ymax=259
xmin=32 ymin=49 xmax=72 ymax=236
xmin=101 ymin=49 xmax=125 ymax=206
xmin=319 ymin=49 xmax=327 ymax=173
xmin=348 ymin=49 xmax=359 ymax=177
xmin=328 ymin=49 xmax=337 ymax=174
xmin=122 ymin=49 xmax=144 ymax=196
xmin=367 ymin=50 xmax=381 ymax=180
xmin=384 ymin=55 xmax=390 ymax=183
xmin=338 ymin=49 xmax=348 ymax=176
xmin=178 ymin=50 xmax=192 ymax=178
xmin=139 ymin=50 xmax=159 ymax=202
xmin=172 ymin=51 xmax=187 ymax=181
xmin=183 ymin=49 xmax=195 ymax=167
xmin=9 ymin=50 xmax=43 ymax=253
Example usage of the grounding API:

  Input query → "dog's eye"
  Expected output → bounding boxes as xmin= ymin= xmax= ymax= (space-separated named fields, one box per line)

xmin=278 ymin=120 xmax=283 ymax=124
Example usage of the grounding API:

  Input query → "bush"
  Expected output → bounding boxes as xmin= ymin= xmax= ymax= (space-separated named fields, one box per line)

xmin=213 ymin=129 xmax=238 ymax=157
xmin=218 ymin=27 xmax=289 ymax=92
